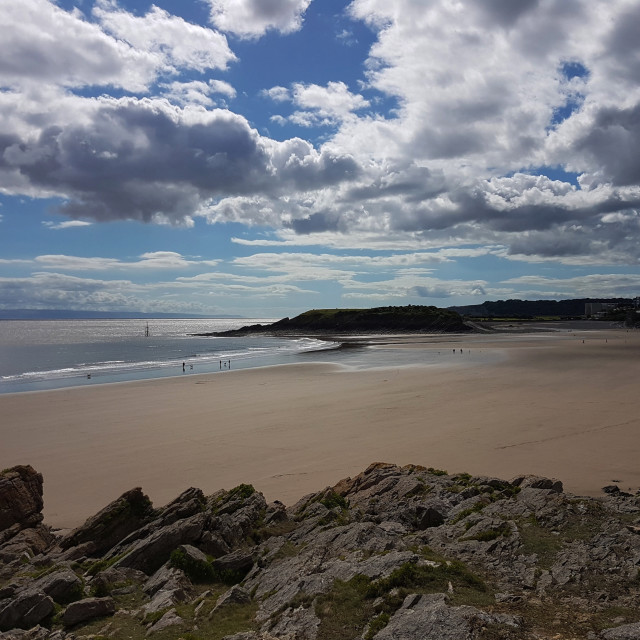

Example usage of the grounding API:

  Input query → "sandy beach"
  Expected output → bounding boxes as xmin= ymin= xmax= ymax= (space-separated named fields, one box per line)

xmin=2 ymin=327 xmax=639 ymax=528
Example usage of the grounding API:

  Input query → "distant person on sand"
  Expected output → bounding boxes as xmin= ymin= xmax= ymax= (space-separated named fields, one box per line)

xmin=182 ymin=362 xmax=185 ymax=372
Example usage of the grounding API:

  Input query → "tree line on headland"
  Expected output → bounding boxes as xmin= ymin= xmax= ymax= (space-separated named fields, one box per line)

xmin=206 ymin=305 xmax=471 ymax=336
xmin=449 ymin=297 xmax=638 ymax=320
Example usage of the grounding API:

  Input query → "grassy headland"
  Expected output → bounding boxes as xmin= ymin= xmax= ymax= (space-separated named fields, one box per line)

xmin=202 ymin=305 xmax=471 ymax=336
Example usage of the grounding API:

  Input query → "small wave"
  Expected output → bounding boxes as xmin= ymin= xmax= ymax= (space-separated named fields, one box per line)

xmin=291 ymin=338 xmax=339 ymax=352
xmin=0 ymin=333 xmax=341 ymax=392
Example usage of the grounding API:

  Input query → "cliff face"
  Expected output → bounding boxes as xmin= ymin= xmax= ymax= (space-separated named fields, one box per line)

xmin=1 ymin=463 xmax=640 ymax=640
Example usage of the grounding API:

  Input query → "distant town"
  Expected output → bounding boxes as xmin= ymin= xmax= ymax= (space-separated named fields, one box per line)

xmin=448 ymin=297 xmax=640 ymax=322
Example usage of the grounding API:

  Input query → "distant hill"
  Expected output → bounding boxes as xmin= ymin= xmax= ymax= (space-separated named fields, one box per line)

xmin=0 ymin=309 xmax=243 ymax=320
xmin=209 ymin=305 xmax=470 ymax=335
xmin=448 ymin=298 xmax=634 ymax=318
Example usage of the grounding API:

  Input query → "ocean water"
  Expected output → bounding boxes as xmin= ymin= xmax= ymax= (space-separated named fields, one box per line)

xmin=0 ymin=318 xmax=338 ymax=394
xmin=0 ymin=318 xmax=502 ymax=394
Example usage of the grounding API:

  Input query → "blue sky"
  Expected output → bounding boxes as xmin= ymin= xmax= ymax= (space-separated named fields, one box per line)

xmin=1 ymin=0 xmax=640 ymax=318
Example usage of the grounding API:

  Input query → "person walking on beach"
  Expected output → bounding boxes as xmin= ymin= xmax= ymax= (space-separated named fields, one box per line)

xmin=182 ymin=362 xmax=185 ymax=372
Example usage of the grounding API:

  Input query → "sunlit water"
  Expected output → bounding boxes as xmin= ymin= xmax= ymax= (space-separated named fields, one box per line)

xmin=0 ymin=319 xmax=500 ymax=394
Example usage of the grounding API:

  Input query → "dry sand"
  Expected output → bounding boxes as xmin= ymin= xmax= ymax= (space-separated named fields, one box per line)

xmin=2 ymin=328 xmax=639 ymax=528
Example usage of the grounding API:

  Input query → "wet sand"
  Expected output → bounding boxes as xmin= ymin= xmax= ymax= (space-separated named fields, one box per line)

xmin=1 ymin=328 xmax=639 ymax=528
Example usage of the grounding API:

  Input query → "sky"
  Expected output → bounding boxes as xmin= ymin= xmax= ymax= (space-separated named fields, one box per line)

xmin=1 ymin=0 xmax=640 ymax=318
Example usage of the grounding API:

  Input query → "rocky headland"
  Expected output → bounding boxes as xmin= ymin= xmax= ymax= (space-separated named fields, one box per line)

xmin=1 ymin=463 xmax=640 ymax=640
xmin=198 ymin=306 xmax=472 ymax=337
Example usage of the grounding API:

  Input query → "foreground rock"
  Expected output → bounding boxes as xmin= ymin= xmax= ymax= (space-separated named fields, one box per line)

xmin=1 ymin=463 xmax=640 ymax=639
xmin=61 ymin=597 xmax=115 ymax=627
xmin=0 ymin=466 xmax=44 ymax=534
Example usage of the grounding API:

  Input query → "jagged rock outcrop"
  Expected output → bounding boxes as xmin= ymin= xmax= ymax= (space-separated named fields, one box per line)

xmin=1 ymin=463 xmax=640 ymax=639
xmin=373 ymin=592 xmax=503 ymax=639
xmin=0 ymin=591 xmax=54 ymax=632
xmin=0 ymin=467 xmax=44 ymax=533
xmin=145 ymin=608 xmax=183 ymax=635
xmin=30 ymin=570 xmax=82 ymax=606
xmin=112 ymin=512 xmax=207 ymax=574
xmin=61 ymin=597 xmax=115 ymax=627
xmin=59 ymin=488 xmax=153 ymax=555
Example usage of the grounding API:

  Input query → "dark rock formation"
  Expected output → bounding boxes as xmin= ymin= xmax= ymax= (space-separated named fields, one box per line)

xmin=30 ymin=570 xmax=82 ymax=606
xmin=2 ymin=463 xmax=640 ymax=639
xmin=112 ymin=512 xmax=207 ymax=574
xmin=373 ymin=593 xmax=499 ymax=639
xmin=61 ymin=597 xmax=115 ymax=627
xmin=0 ymin=467 xmax=44 ymax=533
xmin=59 ymin=487 xmax=153 ymax=555
xmin=0 ymin=591 xmax=54 ymax=632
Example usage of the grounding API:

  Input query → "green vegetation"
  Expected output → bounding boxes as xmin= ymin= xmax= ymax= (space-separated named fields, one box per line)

xmin=17 ymin=562 xmax=61 ymax=580
xmin=451 ymin=501 xmax=487 ymax=524
xmin=271 ymin=305 xmax=469 ymax=333
xmin=249 ymin=518 xmax=298 ymax=545
xmin=461 ymin=522 xmax=512 ymax=542
xmin=426 ymin=467 xmax=448 ymax=476
xmin=591 ymin=606 xmax=640 ymax=632
xmin=453 ymin=472 xmax=473 ymax=485
xmin=228 ymin=484 xmax=256 ymax=500
xmin=213 ymin=305 xmax=471 ymax=336
xmin=269 ymin=540 xmax=300 ymax=561
xmin=450 ymin=297 xmax=635 ymax=319
xmin=315 ymin=575 xmax=376 ymax=640
xmin=517 ymin=503 xmax=607 ymax=569
xmin=210 ymin=565 xmax=251 ymax=586
xmin=367 ymin=560 xmax=487 ymax=603
xmin=168 ymin=546 xmax=252 ymax=586
xmin=295 ymin=488 xmax=350 ymax=524
xmin=92 ymin=491 xmax=154 ymax=530
xmin=71 ymin=587 xmax=258 ymax=640
xmin=200 ymin=601 xmax=258 ymax=639
xmin=320 ymin=490 xmax=349 ymax=511
xmin=309 ymin=554 xmax=492 ymax=639
xmin=85 ymin=553 xmax=126 ymax=577
xmin=170 ymin=548 xmax=215 ymax=583
xmin=210 ymin=483 xmax=257 ymax=516
xmin=364 ymin=612 xmax=391 ymax=639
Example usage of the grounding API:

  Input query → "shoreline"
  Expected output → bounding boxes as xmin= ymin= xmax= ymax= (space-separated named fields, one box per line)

xmin=1 ymin=327 xmax=639 ymax=528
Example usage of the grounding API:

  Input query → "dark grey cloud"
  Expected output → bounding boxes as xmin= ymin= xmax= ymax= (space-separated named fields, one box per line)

xmin=508 ymin=229 xmax=592 ymax=258
xmin=341 ymin=170 xmax=639 ymax=263
xmin=345 ymin=163 xmax=446 ymax=203
xmin=289 ymin=211 xmax=341 ymax=234
xmin=572 ymin=103 xmax=640 ymax=187
xmin=0 ymin=99 xmax=360 ymax=223
xmin=277 ymin=147 xmax=360 ymax=191
xmin=473 ymin=0 xmax=540 ymax=28
xmin=408 ymin=126 xmax=488 ymax=161
xmin=604 ymin=5 xmax=640 ymax=84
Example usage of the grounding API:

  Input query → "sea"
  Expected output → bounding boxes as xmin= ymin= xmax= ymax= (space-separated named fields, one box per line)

xmin=0 ymin=318 xmax=499 ymax=395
